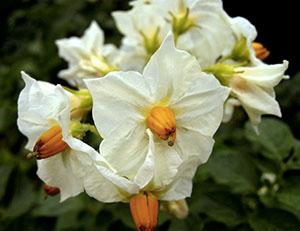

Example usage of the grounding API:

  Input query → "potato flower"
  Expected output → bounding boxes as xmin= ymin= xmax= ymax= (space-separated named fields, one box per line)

xmin=85 ymin=33 xmax=229 ymax=191
xmin=205 ymin=61 xmax=289 ymax=129
xmin=114 ymin=0 xmax=233 ymax=70
xmin=56 ymin=21 xmax=119 ymax=87
xmin=17 ymin=72 xmax=94 ymax=201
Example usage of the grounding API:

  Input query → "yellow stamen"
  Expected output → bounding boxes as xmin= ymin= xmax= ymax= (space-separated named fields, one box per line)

xmin=130 ymin=192 xmax=159 ymax=231
xmin=29 ymin=124 xmax=69 ymax=159
xmin=146 ymin=106 xmax=176 ymax=146
xmin=252 ymin=42 xmax=270 ymax=60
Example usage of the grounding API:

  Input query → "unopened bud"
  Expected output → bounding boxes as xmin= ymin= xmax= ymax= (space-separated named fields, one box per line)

xmin=161 ymin=200 xmax=189 ymax=219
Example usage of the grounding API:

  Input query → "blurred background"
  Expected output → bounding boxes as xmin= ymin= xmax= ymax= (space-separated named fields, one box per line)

xmin=0 ymin=1 xmax=299 ymax=230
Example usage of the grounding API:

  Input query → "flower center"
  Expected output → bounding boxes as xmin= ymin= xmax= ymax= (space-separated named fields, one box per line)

xmin=80 ymin=53 xmax=118 ymax=77
xmin=27 ymin=124 xmax=69 ymax=159
xmin=130 ymin=192 xmax=158 ymax=231
xmin=146 ymin=106 xmax=176 ymax=146
xmin=140 ymin=27 xmax=161 ymax=59
xmin=169 ymin=0 xmax=197 ymax=42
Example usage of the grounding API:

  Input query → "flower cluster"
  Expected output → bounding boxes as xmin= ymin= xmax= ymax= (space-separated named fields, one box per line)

xmin=17 ymin=0 xmax=288 ymax=230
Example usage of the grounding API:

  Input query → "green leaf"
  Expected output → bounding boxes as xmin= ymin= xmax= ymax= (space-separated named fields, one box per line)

xmin=286 ymin=140 xmax=300 ymax=170
xmin=245 ymin=118 xmax=294 ymax=161
xmin=4 ymin=175 xmax=36 ymax=219
xmin=205 ymin=150 xmax=259 ymax=193
xmin=276 ymin=178 xmax=300 ymax=219
xmin=0 ymin=165 xmax=14 ymax=200
xmin=249 ymin=208 xmax=300 ymax=231
xmin=105 ymin=203 xmax=135 ymax=229
xmin=169 ymin=214 xmax=204 ymax=231
xmin=190 ymin=191 xmax=245 ymax=227
xmin=55 ymin=211 xmax=80 ymax=231
xmin=33 ymin=194 xmax=84 ymax=217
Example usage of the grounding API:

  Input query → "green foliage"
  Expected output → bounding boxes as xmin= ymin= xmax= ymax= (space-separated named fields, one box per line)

xmin=0 ymin=0 xmax=299 ymax=230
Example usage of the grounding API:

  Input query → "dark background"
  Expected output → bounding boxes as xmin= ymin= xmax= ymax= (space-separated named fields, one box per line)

xmin=223 ymin=1 xmax=299 ymax=76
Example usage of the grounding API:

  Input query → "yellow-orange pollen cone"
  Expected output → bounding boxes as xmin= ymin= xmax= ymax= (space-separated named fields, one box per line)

xmin=146 ymin=106 xmax=176 ymax=146
xmin=130 ymin=192 xmax=159 ymax=231
xmin=252 ymin=42 xmax=270 ymax=60
xmin=27 ymin=125 xmax=69 ymax=159
xmin=43 ymin=184 xmax=60 ymax=196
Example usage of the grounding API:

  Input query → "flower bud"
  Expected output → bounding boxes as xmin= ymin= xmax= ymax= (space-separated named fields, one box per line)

xmin=130 ymin=192 xmax=159 ymax=231
xmin=161 ymin=199 xmax=189 ymax=219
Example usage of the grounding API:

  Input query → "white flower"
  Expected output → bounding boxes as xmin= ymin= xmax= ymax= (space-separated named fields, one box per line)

xmin=79 ymin=131 xmax=201 ymax=231
xmin=84 ymin=33 xmax=229 ymax=194
xmin=206 ymin=61 xmax=289 ymax=127
xmin=113 ymin=3 xmax=169 ymax=71
xmin=56 ymin=21 xmax=119 ymax=87
xmin=221 ymin=15 xmax=262 ymax=65
xmin=231 ymin=61 xmax=289 ymax=127
xmin=115 ymin=0 xmax=233 ymax=70
xmin=17 ymin=72 xmax=90 ymax=201
xmin=152 ymin=0 xmax=233 ymax=67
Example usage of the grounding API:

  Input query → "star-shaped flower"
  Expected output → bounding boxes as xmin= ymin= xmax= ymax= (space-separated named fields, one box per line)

xmin=85 ymin=33 xmax=229 ymax=190
xmin=17 ymin=72 xmax=92 ymax=201
xmin=56 ymin=21 xmax=119 ymax=87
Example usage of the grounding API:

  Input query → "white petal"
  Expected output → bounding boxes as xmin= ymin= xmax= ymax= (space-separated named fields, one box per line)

xmin=66 ymin=139 xmax=139 ymax=203
xmin=232 ymin=81 xmax=281 ymax=125
xmin=175 ymin=127 xmax=215 ymax=164
xmin=172 ymin=73 xmax=229 ymax=136
xmin=62 ymin=135 xmax=139 ymax=202
xmin=113 ymin=5 xmax=166 ymax=43
xmin=17 ymin=72 xmax=69 ymax=150
xmin=134 ymin=129 xmax=155 ymax=188
xmin=99 ymin=123 xmax=149 ymax=180
xmin=84 ymin=71 xmax=151 ymax=138
xmin=37 ymin=153 xmax=84 ymax=202
xmin=230 ymin=16 xmax=257 ymax=43
xmin=222 ymin=98 xmax=240 ymax=123
xmin=117 ymin=43 xmax=147 ymax=72
xmin=143 ymin=33 xmax=202 ymax=102
xmin=58 ymin=65 xmax=83 ymax=87
xmin=236 ymin=61 xmax=289 ymax=88
xmin=161 ymin=156 xmax=201 ymax=200
xmin=83 ymin=164 xmax=139 ymax=203
xmin=152 ymin=135 xmax=182 ymax=187
xmin=82 ymin=21 xmax=104 ymax=53
xmin=56 ymin=37 xmax=87 ymax=64
xmin=176 ymin=0 xmax=233 ymax=67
